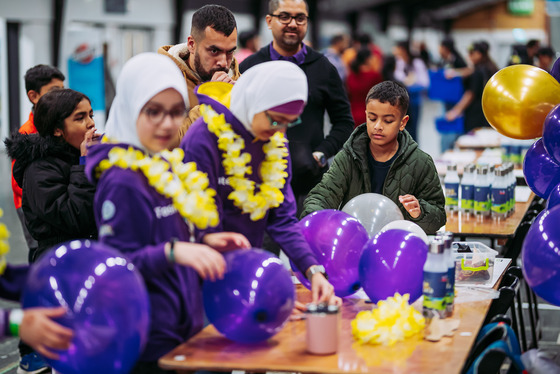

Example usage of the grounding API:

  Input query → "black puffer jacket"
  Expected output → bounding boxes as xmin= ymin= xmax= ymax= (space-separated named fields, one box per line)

xmin=5 ymin=133 xmax=97 ymax=261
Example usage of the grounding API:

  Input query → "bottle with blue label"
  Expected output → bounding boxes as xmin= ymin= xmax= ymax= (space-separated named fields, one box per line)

xmin=444 ymin=164 xmax=460 ymax=213
xmin=460 ymin=164 xmax=475 ymax=216
xmin=474 ymin=165 xmax=490 ymax=218
xmin=436 ymin=231 xmax=455 ymax=317
xmin=423 ymin=239 xmax=448 ymax=319
xmin=492 ymin=167 xmax=508 ymax=220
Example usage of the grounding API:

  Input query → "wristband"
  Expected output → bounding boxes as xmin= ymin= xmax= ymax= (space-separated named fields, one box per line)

xmin=167 ymin=237 xmax=178 ymax=264
xmin=8 ymin=309 xmax=23 ymax=337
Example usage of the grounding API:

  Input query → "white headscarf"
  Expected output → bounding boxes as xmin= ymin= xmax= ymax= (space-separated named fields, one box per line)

xmin=104 ymin=52 xmax=189 ymax=150
xmin=230 ymin=60 xmax=308 ymax=134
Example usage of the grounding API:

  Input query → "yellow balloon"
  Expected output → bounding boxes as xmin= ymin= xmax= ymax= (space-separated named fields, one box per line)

xmin=482 ymin=64 xmax=560 ymax=139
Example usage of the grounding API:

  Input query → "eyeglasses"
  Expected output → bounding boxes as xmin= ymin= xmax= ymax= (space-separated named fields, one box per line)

xmin=269 ymin=12 xmax=309 ymax=25
xmin=142 ymin=106 xmax=186 ymax=124
xmin=266 ymin=112 xmax=302 ymax=129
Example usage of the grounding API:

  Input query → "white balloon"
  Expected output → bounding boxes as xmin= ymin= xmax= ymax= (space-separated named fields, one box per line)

xmin=379 ymin=220 xmax=429 ymax=244
xmin=342 ymin=193 xmax=403 ymax=237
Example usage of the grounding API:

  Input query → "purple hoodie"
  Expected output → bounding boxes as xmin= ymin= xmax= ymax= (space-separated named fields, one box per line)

xmin=180 ymin=86 xmax=318 ymax=275
xmin=85 ymin=143 xmax=203 ymax=362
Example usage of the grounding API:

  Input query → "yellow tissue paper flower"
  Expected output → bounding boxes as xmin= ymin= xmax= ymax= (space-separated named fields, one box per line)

xmin=351 ymin=293 xmax=425 ymax=346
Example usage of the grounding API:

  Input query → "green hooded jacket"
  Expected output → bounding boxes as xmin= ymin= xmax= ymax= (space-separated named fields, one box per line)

xmin=301 ymin=124 xmax=446 ymax=234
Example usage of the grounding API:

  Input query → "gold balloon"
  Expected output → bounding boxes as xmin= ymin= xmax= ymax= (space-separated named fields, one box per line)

xmin=482 ymin=64 xmax=560 ymax=139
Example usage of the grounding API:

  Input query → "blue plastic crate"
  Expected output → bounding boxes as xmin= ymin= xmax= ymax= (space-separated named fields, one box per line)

xmin=428 ymin=69 xmax=464 ymax=104
xmin=436 ymin=116 xmax=464 ymax=134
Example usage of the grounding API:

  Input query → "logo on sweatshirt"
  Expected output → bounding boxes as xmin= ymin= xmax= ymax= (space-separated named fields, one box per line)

xmin=154 ymin=204 xmax=177 ymax=219
xmin=102 ymin=200 xmax=116 ymax=221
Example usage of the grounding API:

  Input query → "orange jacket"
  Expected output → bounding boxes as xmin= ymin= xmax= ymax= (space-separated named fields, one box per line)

xmin=11 ymin=112 xmax=37 ymax=209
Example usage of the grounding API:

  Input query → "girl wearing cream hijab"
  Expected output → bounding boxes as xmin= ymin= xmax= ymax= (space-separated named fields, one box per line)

xmin=182 ymin=60 xmax=338 ymax=305
xmin=85 ymin=52 xmax=249 ymax=373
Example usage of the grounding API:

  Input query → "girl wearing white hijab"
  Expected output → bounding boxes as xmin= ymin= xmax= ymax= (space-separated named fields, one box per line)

xmin=181 ymin=60 xmax=338 ymax=305
xmin=85 ymin=53 xmax=249 ymax=373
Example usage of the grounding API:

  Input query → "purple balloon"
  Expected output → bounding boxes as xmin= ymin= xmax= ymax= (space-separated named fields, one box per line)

xmin=359 ymin=229 xmax=429 ymax=303
xmin=546 ymin=182 xmax=560 ymax=210
xmin=543 ymin=104 xmax=560 ymax=163
xmin=22 ymin=240 xmax=150 ymax=374
xmin=523 ymin=138 xmax=560 ymax=199
xmin=522 ymin=207 xmax=560 ymax=306
xmin=296 ymin=209 xmax=369 ymax=297
xmin=203 ymin=249 xmax=295 ymax=343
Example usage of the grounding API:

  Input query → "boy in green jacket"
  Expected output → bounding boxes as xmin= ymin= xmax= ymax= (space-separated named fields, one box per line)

xmin=301 ymin=81 xmax=446 ymax=234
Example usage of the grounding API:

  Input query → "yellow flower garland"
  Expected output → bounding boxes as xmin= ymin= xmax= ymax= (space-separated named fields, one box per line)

xmin=351 ymin=293 xmax=425 ymax=346
xmin=200 ymin=104 xmax=289 ymax=221
xmin=95 ymin=144 xmax=219 ymax=230
xmin=0 ymin=208 xmax=10 ymax=275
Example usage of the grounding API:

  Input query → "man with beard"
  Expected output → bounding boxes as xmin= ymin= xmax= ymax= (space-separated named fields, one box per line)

xmin=159 ymin=4 xmax=240 ymax=148
xmin=240 ymin=0 xmax=353 ymax=210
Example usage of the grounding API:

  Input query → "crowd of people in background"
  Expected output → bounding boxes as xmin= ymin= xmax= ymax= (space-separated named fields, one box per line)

xmin=1 ymin=0 xmax=560 ymax=373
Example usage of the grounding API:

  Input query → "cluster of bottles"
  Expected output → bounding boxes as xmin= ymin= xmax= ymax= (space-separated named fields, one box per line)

xmin=444 ymin=163 xmax=517 ymax=220
xmin=423 ymin=232 xmax=455 ymax=319
xmin=501 ymin=138 xmax=533 ymax=167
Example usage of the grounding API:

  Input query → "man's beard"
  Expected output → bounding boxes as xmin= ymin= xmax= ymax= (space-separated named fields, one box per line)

xmin=194 ymin=52 xmax=228 ymax=82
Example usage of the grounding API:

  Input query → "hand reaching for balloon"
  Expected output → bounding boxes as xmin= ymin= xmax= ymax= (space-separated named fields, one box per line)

xmin=202 ymin=232 xmax=251 ymax=252
xmin=171 ymin=242 xmax=226 ymax=281
xmin=399 ymin=194 xmax=421 ymax=218
xmin=19 ymin=307 xmax=74 ymax=360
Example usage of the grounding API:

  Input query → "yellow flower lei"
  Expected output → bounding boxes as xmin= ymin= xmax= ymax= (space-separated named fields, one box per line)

xmin=200 ymin=104 xmax=289 ymax=221
xmin=95 ymin=143 xmax=219 ymax=230
xmin=0 ymin=208 xmax=10 ymax=275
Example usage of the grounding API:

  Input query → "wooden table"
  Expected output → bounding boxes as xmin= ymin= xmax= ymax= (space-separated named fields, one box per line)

xmin=444 ymin=193 xmax=535 ymax=245
xmin=159 ymin=272 xmax=510 ymax=374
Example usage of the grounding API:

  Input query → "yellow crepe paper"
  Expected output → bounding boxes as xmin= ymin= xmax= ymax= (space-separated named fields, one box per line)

xmin=96 ymin=145 xmax=219 ymax=230
xmin=201 ymin=104 xmax=288 ymax=221
xmin=351 ymin=293 xmax=425 ymax=346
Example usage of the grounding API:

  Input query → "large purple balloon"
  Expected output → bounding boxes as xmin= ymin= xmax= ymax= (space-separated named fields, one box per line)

xmin=359 ymin=229 xmax=429 ymax=303
xmin=522 ymin=207 xmax=560 ymax=306
xmin=296 ymin=209 xmax=369 ymax=297
xmin=203 ymin=249 xmax=294 ymax=343
xmin=546 ymin=182 xmax=560 ymax=210
xmin=543 ymin=104 xmax=560 ymax=164
xmin=523 ymin=138 xmax=560 ymax=198
xmin=22 ymin=240 xmax=150 ymax=374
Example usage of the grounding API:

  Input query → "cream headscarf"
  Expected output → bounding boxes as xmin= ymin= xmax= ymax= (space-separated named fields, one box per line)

xmin=229 ymin=60 xmax=308 ymax=134
xmin=104 ymin=52 xmax=189 ymax=150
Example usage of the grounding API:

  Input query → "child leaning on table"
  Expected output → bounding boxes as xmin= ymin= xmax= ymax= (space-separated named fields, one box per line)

xmin=301 ymin=80 xmax=446 ymax=234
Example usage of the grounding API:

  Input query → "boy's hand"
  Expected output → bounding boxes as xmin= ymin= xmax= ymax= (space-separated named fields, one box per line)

xmin=399 ymin=194 xmax=421 ymax=218
xmin=202 ymin=232 xmax=251 ymax=252
xmin=19 ymin=307 xmax=74 ymax=360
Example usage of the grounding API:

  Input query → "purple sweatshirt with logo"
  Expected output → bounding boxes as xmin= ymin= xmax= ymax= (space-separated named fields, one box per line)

xmin=180 ymin=86 xmax=318 ymax=275
xmin=85 ymin=144 xmax=203 ymax=362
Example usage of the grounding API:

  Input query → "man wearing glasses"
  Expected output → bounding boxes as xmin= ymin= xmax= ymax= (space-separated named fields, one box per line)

xmin=159 ymin=4 xmax=241 ymax=148
xmin=240 ymin=0 xmax=354 ymax=211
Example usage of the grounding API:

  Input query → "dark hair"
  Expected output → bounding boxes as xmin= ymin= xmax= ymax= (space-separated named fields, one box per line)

xmin=356 ymin=33 xmax=372 ymax=46
xmin=330 ymin=34 xmax=345 ymax=46
xmin=191 ymin=4 xmax=237 ymax=41
xmin=537 ymin=46 xmax=555 ymax=58
xmin=269 ymin=0 xmax=309 ymax=14
xmin=527 ymin=39 xmax=540 ymax=49
xmin=350 ymin=47 xmax=371 ymax=74
xmin=239 ymin=30 xmax=258 ymax=48
xmin=382 ymin=55 xmax=396 ymax=81
xmin=365 ymin=81 xmax=409 ymax=117
xmin=24 ymin=64 xmax=65 ymax=93
xmin=440 ymin=37 xmax=455 ymax=53
xmin=34 ymin=89 xmax=90 ymax=137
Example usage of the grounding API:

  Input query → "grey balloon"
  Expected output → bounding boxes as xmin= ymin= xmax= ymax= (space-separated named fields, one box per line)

xmin=341 ymin=193 xmax=404 ymax=237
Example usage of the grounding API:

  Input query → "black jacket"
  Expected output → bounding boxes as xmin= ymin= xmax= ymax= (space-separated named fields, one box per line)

xmin=240 ymin=44 xmax=354 ymax=195
xmin=5 ymin=133 xmax=97 ymax=261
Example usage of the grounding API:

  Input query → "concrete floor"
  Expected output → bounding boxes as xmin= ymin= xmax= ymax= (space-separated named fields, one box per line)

xmin=0 ymin=98 xmax=559 ymax=373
